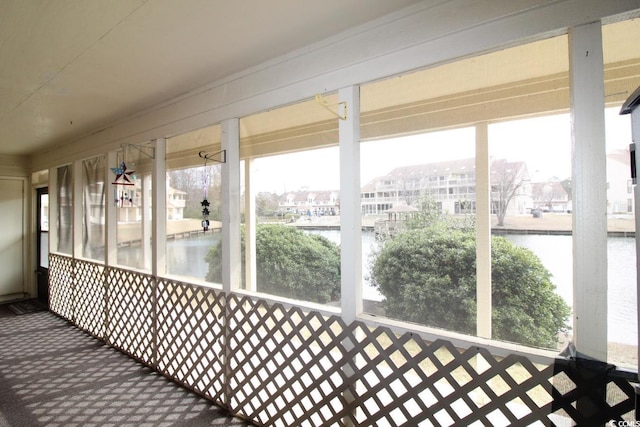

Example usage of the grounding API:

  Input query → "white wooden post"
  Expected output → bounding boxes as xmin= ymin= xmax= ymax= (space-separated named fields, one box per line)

xmin=73 ymin=160 xmax=83 ymax=259
xmin=221 ymin=117 xmax=241 ymax=412
xmin=105 ymin=151 xmax=117 ymax=266
xmin=340 ymin=85 xmax=362 ymax=322
xmin=244 ymin=157 xmax=257 ymax=292
xmin=569 ymin=22 xmax=608 ymax=362
xmin=152 ymin=138 xmax=167 ymax=277
xmin=48 ymin=167 xmax=58 ymax=254
xmin=222 ymin=118 xmax=241 ymax=293
xmin=142 ymin=173 xmax=152 ymax=272
xmin=339 ymin=85 xmax=361 ymax=427
xmin=475 ymin=122 xmax=492 ymax=339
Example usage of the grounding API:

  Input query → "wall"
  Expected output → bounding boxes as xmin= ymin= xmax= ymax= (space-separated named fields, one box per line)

xmin=0 ymin=155 xmax=29 ymax=301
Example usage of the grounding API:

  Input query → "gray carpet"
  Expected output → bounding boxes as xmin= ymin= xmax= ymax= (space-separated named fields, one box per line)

xmin=0 ymin=305 xmax=251 ymax=426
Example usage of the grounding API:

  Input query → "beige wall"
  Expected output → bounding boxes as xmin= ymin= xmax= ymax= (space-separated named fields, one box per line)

xmin=0 ymin=155 xmax=29 ymax=177
xmin=0 ymin=177 xmax=27 ymax=301
xmin=0 ymin=156 xmax=30 ymax=301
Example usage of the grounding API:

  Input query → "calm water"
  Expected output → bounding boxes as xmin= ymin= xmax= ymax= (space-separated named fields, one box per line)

xmin=505 ymin=234 xmax=637 ymax=346
xmin=166 ymin=232 xmax=221 ymax=280
xmin=154 ymin=229 xmax=637 ymax=345
xmin=308 ymin=229 xmax=637 ymax=346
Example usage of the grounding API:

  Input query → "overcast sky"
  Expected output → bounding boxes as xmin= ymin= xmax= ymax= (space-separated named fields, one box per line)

xmin=251 ymin=108 xmax=632 ymax=193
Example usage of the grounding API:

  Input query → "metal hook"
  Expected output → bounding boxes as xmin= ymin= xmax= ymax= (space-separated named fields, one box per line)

xmin=198 ymin=150 xmax=227 ymax=164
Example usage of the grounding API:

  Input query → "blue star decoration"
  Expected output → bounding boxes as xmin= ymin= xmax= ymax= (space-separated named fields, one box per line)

xmin=111 ymin=161 xmax=136 ymax=185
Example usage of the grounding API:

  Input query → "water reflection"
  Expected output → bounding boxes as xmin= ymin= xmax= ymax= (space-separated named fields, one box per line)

xmin=167 ymin=232 xmax=221 ymax=279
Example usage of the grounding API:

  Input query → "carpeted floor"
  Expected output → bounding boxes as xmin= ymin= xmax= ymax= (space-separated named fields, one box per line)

xmin=0 ymin=304 xmax=251 ymax=426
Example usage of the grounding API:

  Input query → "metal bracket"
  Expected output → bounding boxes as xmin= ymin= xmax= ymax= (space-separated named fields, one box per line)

xmin=122 ymin=143 xmax=155 ymax=159
xmin=315 ymin=94 xmax=347 ymax=120
xmin=199 ymin=150 xmax=227 ymax=165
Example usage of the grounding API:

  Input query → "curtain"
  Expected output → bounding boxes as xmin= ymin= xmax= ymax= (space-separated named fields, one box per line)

xmin=57 ymin=165 xmax=72 ymax=254
xmin=82 ymin=156 xmax=105 ymax=260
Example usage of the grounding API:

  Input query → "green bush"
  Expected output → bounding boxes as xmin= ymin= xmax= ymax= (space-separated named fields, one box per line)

xmin=370 ymin=227 xmax=570 ymax=349
xmin=205 ymin=224 xmax=340 ymax=303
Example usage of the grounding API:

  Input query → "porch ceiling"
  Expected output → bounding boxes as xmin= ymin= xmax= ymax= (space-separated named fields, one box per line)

xmin=0 ymin=0 xmax=422 ymax=158
xmin=2 ymin=2 xmax=639 ymax=162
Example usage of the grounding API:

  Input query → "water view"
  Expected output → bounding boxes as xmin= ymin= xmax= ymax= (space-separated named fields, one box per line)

xmin=154 ymin=228 xmax=636 ymax=346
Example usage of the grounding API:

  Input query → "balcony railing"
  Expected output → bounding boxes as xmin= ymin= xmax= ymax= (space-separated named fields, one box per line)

xmin=49 ymin=253 xmax=638 ymax=426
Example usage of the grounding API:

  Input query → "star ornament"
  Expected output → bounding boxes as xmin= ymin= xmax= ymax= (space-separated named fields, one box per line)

xmin=111 ymin=161 xmax=136 ymax=186
xmin=201 ymin=199 xmax=210 ymax=207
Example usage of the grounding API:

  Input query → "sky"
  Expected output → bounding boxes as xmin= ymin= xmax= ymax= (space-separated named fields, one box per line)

xmin=251 ymin=108 xmax=633 ymax=194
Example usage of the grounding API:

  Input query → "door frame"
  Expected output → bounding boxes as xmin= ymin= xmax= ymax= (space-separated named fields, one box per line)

xmin=36 ymin=186 xmax=49 ymax=305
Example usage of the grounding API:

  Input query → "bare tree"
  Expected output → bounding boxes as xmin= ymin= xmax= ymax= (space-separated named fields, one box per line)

xmin=491 ymin=160 xmax=529 ymax=227
xmin=168 ymin=165 xmax=222 ymax=219
xmin=398 ymin=177 xmax=422 ymax=206
xmin=560 ymin=178 xmax=572 ymax=202
xmin=533 ymin=180 xmax=566 ymax=212
xmin=256 ymin=192 xmax=280 ymax=217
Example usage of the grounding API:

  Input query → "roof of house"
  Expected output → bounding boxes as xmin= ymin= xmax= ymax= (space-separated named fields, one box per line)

xmin=280 ymin=190 xmax=338 ymax=204
xmin=362 ymin=158 xmax=527 ymax=190
xmin=607 ymin=148 xmax=630 ymax=166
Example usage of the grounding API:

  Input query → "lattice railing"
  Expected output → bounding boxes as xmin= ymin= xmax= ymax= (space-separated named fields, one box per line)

xmin=107 ymin=266 xmax=155 ymax=364
xmin=74 ymin=260 xmax=105 ymax=337
xmin=156 ymin=278 xmax=226 ymax=405
xmin=49 ymin=253 xmax=75 ymax=320
xmin=48 ymin=253 xmax=638 ymax=426
xmin=226 ymin=295 xmax=350 ymax=425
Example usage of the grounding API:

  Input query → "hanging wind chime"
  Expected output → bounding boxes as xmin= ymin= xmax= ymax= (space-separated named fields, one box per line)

xmin=201 ymin=157 xmax=211 ymax=232
xmin=198 ymin=149 xmax=226 ymax=232
xmin=111 ymin=151 xmax=136 ymax=207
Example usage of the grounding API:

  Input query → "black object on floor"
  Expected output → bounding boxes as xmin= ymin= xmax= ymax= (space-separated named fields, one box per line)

xmin=7 ymin=300 xmax=47 ymax=315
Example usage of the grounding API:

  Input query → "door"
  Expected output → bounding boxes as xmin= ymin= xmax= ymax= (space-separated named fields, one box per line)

xmin=36 ymin=187 xmax=49 ymax=305
xmin=0 ymin=178 xmax=26 ymax=299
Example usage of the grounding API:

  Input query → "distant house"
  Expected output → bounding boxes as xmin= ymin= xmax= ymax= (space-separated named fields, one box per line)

xmin=532 ymin=181 xmax=570 ymax=212
xmin=361 ymin=158 xmax=532 ymax=216
xmin=278 ymin=190 xmax=339 ymax=216
xmin=361 ymin=158 xmax=477 ymax=215
xmin=167 ymin=186 xmax=187 ymax=220
xmin=111 ymin=175 xmax=186 ymax=222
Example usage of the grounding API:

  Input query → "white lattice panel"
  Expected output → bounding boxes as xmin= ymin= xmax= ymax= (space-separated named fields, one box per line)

xmin=73 ymin=260 xmax=106 ymax=338
xmin=224 ymin=294 xmax=637 ymax=426
xmin=107 ymin=267 xmax=155 ymax=365
xmin=47 ymin=254 xmax=638 ymax=427
xmin=226 ymin=295 xmax=349 ymax=426
xmin=49 ymin=254 xmax=75 ymax=320
xmin=156 ymin=279 xmax=226 ymax=405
